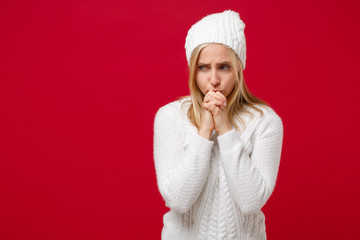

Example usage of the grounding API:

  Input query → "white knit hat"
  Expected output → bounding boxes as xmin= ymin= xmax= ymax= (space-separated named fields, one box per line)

xmin=185 ymin=10 xmax=247 ymax=69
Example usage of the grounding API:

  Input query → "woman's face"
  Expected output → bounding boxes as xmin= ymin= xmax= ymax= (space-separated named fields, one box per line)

xmin=195 ymin=44 xmax=236 ymax=97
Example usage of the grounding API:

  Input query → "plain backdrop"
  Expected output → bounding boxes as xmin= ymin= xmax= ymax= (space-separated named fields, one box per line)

xmin=1 ymin=0 xmax=360 ymax=239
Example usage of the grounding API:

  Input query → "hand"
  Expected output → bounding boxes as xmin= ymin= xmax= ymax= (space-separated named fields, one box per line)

xmin=198 ymin=108 xmax=214 ymax=140
xmin=203 ymin=91 xmax=232 ymax=135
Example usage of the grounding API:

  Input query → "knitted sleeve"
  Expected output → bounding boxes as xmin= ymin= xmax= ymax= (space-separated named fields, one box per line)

xmin=153 ymin=104 xmax=214 ymax=213
xmin=217 ymin=109 xmax=284 ymax=215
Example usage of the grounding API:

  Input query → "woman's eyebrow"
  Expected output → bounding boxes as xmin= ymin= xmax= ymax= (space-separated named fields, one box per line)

xmin=197 ymin=61 xmax=231 ymax=65
xmin=217 ymin=61 xmax=231 ymax=65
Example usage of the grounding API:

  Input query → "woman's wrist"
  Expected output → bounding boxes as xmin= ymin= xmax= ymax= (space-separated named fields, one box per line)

xmin=216 ymin=123 xmax=232 ymax=135
xmin=198 ymin=128 xmax=212 ymax=140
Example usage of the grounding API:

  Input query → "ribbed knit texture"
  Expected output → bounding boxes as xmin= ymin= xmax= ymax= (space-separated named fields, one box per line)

xmin=185 ymin=10 xmax=247 ymax=69
xmin=153 ymin=96 xmax=283 ymax=240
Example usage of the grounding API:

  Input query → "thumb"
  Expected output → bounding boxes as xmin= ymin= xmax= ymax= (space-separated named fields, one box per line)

xmin=219 ymin=103 xmax=227 ymax=111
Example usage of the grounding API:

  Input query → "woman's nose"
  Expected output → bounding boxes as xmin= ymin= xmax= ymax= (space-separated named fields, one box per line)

xmin=209 ymin=70 xmax=220 ymax=86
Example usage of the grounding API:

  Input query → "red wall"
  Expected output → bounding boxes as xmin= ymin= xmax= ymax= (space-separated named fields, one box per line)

xmin=1 ymin=0 xmax=360 ymax=239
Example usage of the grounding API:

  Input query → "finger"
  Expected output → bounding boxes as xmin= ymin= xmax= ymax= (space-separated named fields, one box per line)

xmin=204 ymin=91 xmax=220 ymax=104
xmin=216 ymin=91 xmax=227 ymax=103
xmin=210 ymin=94 xmax=225 ymax=105
xmin=214 ymin=92 xmax=227 ymax=107
xmin=203 ymin=102 xmax=211 ymax=111
xmin=208 ymin=91 xmax=225 ymax=101
xmin=204 ymin=94 xmax=211 ymax=103
xmin=209 ymin=99 xmax=224 ymax=108
xmin=204 ymin=91 xmax=214 ymax=103
xmin=219 ymin=103 xmax=226 ymax=110
xmin=204 ymin=101 xmax=218 ymax=113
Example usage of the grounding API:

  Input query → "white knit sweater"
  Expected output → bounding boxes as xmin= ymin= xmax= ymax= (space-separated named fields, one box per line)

xmin=153 ymin=96 xmax=283 ymax=240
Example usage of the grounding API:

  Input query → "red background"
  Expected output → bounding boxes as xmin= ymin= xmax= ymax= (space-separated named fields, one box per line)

xmin=1 ymin=0 xmax=360 ymax=239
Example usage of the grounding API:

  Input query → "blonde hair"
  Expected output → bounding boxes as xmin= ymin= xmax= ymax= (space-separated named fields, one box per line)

xmin=180 ymin=43 xmax=270 ymax=131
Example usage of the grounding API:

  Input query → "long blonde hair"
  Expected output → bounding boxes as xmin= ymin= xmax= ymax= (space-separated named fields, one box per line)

xmin=181 ymin=43 xmax=269 ymax=131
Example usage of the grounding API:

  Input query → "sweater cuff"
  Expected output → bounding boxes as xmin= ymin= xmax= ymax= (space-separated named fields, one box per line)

xmin=217 ymin=128 xmax=241 ymax=154
xmin=188 ymin=131 xmax=214 ymax=158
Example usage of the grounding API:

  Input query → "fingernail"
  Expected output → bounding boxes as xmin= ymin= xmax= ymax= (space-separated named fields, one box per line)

xmin=224 ymin=102 xmax=227 ymax=107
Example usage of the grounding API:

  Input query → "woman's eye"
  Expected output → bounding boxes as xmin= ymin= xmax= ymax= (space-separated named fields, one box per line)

xmin=220 ymin=65 xmax=231 ymax=70
xmin=197 ymin=65 xmax=207 ymax=70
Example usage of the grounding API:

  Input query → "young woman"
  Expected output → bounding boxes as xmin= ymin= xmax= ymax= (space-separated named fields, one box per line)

xmin=153 ymin=10 xmax=283 ymax=240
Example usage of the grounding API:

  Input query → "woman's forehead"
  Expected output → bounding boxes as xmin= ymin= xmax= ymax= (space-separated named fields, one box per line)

xmin=198 ymin=44 xmax=231 ymax=62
